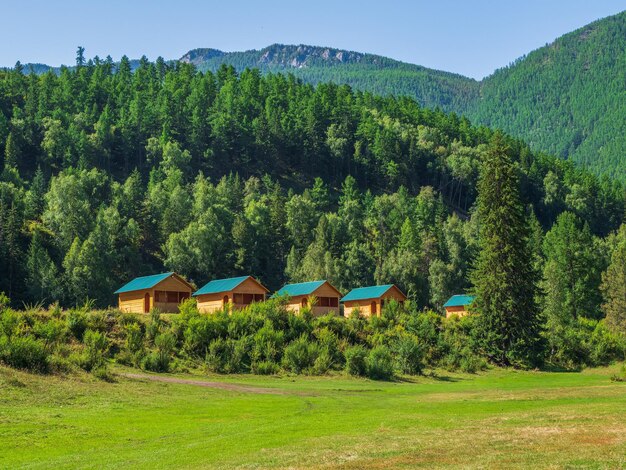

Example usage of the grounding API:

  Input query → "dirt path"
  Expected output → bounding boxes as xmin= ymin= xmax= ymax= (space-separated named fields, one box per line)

xmin=121 ymin=372 xmax=297 ymax=395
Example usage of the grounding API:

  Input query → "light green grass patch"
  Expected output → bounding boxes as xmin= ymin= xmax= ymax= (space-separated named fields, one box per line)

xmin=1 ymin=365 xmax=625 ymax=469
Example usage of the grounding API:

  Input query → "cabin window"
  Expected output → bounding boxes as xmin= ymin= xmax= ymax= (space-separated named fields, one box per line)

xmin=155 ymin=291 xmax=189 ymax=303
xmin=223 ymin=295 xmax=229 ymax=305
xmin=317 ymin=297 xmax=338 ymax=307
xmin=301 ymin=298 xmax=307 ymax=308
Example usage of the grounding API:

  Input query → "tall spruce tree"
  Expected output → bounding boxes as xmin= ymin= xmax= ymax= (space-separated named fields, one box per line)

xmin=601 ymin=224 xmax=626 ymax=334
xmin=471 ymin=132 xmax=544 ymax=367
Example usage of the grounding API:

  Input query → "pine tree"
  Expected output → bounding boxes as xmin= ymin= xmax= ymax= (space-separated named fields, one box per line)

xmin=601 ymin=224 xmax=626 ymax=334
xmin=470 ymin=132 xmax=544 ymax=367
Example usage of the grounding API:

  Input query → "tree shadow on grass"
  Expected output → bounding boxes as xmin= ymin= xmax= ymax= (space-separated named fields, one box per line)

xmin=395 ymin=372 xmax=463 ymax=384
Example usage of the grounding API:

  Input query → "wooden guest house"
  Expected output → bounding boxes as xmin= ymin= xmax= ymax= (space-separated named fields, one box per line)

xmin=193 ymin=276 xmax=269 ymax=313
xmin=273 ymin=280 xmax=341 ymax=316
xmin=341 ymin=284 xmax=407 ymax=318
xmin=443 ymin=294 xmax=475 ymax=318
xmin=114 ymin=272 xmax=194 ymax=314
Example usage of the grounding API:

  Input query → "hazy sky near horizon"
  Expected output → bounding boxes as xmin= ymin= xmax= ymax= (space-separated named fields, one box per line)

xmin=3 ymin=0 xmax=624 ymax=79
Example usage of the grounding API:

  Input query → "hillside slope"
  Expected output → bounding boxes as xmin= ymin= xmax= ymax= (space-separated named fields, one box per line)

xmin=180 ymin=44 xmax=479 ymax=111
xmin=180 ymin=12 xmax=626 ymax=181
xmin=470 ymin=11 xmax=626 ymax=180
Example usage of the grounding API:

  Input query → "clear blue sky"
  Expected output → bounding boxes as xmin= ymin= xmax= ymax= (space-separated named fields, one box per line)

xmin=3 ymin=0 xmax=624 ymax=79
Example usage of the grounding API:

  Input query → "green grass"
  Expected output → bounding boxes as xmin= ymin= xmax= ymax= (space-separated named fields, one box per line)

xmin=1 ymin=365 xmax=625 ymax=469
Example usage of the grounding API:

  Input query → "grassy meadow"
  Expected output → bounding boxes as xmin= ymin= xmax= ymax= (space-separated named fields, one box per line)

xmin=1 ymin=364 xmax=625 ymax=469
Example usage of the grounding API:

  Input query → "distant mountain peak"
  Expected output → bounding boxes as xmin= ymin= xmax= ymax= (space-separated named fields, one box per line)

xmin=180 ymin=48 xmax=225 ymax=66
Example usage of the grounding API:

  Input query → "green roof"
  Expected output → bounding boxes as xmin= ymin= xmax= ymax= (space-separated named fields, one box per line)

xmin=443 ymin=294 xmax=475 ymax=308
xmin=114 ymin=272 xmax=174 ymax=294
xmin=341 ymin=285 xmax=396 ymax=302
xmin=193 ymin=276 xmax=255 ymax=296
xmin=272 ymin=280 xmax=327 ymax=298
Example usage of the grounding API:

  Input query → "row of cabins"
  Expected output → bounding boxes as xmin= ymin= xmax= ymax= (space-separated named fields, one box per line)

xmin=115 ymin=272 xmax=474 ymax=317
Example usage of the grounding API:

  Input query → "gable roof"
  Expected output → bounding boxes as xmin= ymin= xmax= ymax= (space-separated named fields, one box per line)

xmin=193 ymin=276 xmax=269 ymax=296
xmin=341 ymin=284 xmax=406 ymax=302
xmin=114 ymin=272 xmax=193 ymax=294
xmin=443 ymin=294 xmax=475 ymax=308
xmin=272 ymin=280 xmax=340 ymax=298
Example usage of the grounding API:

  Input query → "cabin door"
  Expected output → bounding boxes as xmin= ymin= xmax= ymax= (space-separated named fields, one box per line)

xmin=370 ymin=301 xmax=377 ymax=316
xmin=144 ymin=293 xmax=150 ymax=313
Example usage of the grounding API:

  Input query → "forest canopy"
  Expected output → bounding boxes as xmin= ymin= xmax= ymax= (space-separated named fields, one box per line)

xmin=0 ymin=53 xmax=624 ymax=326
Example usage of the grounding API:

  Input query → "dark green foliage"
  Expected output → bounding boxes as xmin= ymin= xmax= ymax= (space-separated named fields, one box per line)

xmin=464 ymin=12 xmax=626 ymax=182
xmin=282 ymin=335 xmax=319 ymax=374
xmin=471 ymin=133 xmax=544 ymax=367
xmin=393 ymin=334 xmax=425 ymax=375
xmin=365 ymin=346 xmax=394 ymax=380
xmin=82 ymin=329 xmax=109 ymax=371
xmin=143 ymin=332 xmax=176 ymax=372
xmin=184 ymin=13 xmax=626 ymax=182
xmin=0 ymin=335 xmax=49 ymax=372
xmin=206 ymin=337 xmax=252 ymax=373
xmin=601 ymin=224 xmax=626 ymax=334
xmin=66 ymin=310 xmax=88 ymax=340
xmin=344 ymin=345 xmax=368 ymax=376
xmin=0 ymin=54 xmax=623 ymax=308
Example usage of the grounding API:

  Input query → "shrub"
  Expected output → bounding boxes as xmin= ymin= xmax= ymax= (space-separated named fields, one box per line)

xmin=145 ymin=310 xmax=163 ymax=342
xmin=143 ymin=332 xmax=176 ymax=373
xmin=142 ymin=352 xmax=168 ymax=372
xmin=611 ymin=364 xmax=626 ymax=382
xmin=252 ymin=322 xmax=284 ymax=364
xmin=178 ymin=298 xmax=199 ymax=319
xmin=312 ymin=350 xmax=333 ymax=375
xmin=314 ymin=327 xmax=342 ymax=368
xmin=206 ymin=338 xmax=230 ymax=373
xmin=251 ymin=360 xmax=279 ymax=375
xmin=83 ymin=329 xmax=109 ymax=371
xmin=183 ymin=313 xmax=228 ymax=358
xmin=394 ymin=334 xmax=425 ymax=375
xmin=0 ymin=309 xmax=21 ymax=338
xmin=124 ymin=322 xmax=144 ymax=354
xmin=34 ymin=319 xmax=66 ymax=350
xmin=87 ymin=311 xmax=108 ymax=332
xmin=92 ymin=365 xmax=114 ymax=382
xmin=66 ymin=310 xmax=88 ymax=340
xmin=283 ymin=335 xmax=319 ymax=374
xmin=0 ymin=292 xmax=10 ymax=310
xmin=366 ymin=346 xmax=394 ymax=380
xmin=344 ymin=345 xmax=367 ymax=376
xmin=406 ymin=311 xmax=443 ymax=364
xmin=0 ymin=335 xmax=49 ymax=373
xmin=48 ymin=353 xmax=75 ymax=374
xmin=588 ymin=320 xmax=626 ymax=366
xmin=458 ymin=353 xmax=487 ymax=373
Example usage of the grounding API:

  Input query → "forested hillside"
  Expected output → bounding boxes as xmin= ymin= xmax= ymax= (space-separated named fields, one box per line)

xmin=0 ymin=55 xmax=624 ymax=318
xmin=180 ymin=44 xmax=479 ymax=112
xmin=176 ymin=12 xmax=626 ymax=181
xmin=469 ymin=11 xmax=626 ymax=180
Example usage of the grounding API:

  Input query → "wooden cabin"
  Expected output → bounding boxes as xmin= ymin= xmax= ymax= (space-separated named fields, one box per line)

xmin=273 ymin=280 xmax=341 ymax=316
xmin=115 ymin=272 xmax=194 ymax=314
xmin=342 ymin=284 xmax=407 ymax=318
xmin=443 ymin=294 xmax=475 ymax=318
xmin=193 ymin=276 xmax=269 ymax=314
